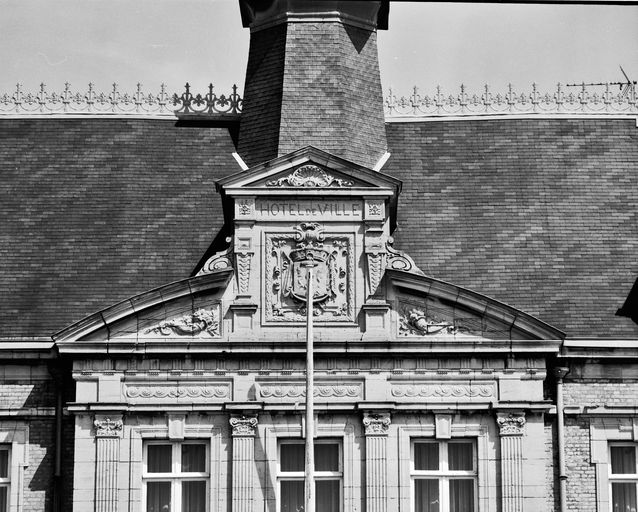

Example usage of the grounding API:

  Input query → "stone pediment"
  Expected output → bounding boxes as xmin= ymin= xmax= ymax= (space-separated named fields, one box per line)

xmin=217 ymin=146 xmax=401 ymax=196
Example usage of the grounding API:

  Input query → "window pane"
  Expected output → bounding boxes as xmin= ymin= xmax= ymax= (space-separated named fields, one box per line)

xmin=281 ymin=480 xmax=304 ymax=512
xmin=611 ymin=482 xmax=637 ymax=512
xmin=316 ymin=480 xmax=339 ymax=512
xmin=146 ymin=481 xmax=171 ymax=512
xmin=281 ymin=444 xmax=304 ymax=472
xmin=315 ymin=444 xmax=339 ymax=472
xmin=449 ymin=479 xmax=474 ymax=512
xmin=182 ymin=481 xmax=206 ymax=512
xmin=147 ymin=445 xmax=172 ymax=473
xmin=414 ymin=443 xmax=439 ymax=471
xmin=611 ymin=446 xmax=637 ymax=474
xmin=0 ymin=486 xmax=7 ymax=512
xmin=0 ymin=451 xmax=8 ymax=479
xmin=449 ymin=442 xmax=473 ymax=471
xmin=415 ymin=479 xmax=439 ymax=512
xmin=182 ymin=444 xmax=206 ymax=473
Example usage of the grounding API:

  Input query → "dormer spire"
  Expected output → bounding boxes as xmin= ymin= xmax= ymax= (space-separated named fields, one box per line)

xmin=236 ymin=0 xmax=389 ymax=168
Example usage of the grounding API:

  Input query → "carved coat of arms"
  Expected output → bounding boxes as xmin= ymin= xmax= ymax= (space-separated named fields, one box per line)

xmin=265 ymin=223 xmax=354 ymax=322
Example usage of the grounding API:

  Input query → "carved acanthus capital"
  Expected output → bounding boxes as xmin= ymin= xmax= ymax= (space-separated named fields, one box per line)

xmin=496 ymin=412 xmax=526 ymax=436
xmin=230 ymin=415 xmax=258 ymax=437
xmin=94 ymin=416 xmax=123 ymax=438
xmin=363 ymin=412 xmax=391 ymax=436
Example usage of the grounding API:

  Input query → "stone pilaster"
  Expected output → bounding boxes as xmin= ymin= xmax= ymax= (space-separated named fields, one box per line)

xmin=93 ymin=415 xmax=123 ymax=512
xmin=230 ymin=415 xmax=258 ymax=512
xmin=363 ymin=412 xmax=391 ymax=512
xmin=497 ymin=412 xmax=526 ymax=512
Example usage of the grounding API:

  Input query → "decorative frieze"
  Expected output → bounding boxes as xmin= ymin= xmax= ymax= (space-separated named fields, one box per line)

xmin=94 ymin=417 xmax=123 ymax=438
xmin=363 ymin=412 xmax=391 ymax=435
xmin=391 ymin=383 xmax=495 ymax=400
xmin=497 ymin=412 xmax=527 ymax=436
xmin=144 ymin=306 xmax=221 ymax=337
xmin=266 ymin=165 xmax=354 ymax=188
xmin=229 ymin=415 xmax=258 ymax=437
xmin=265 ymin=224 xmax=354 ymax=322
xmin=259 ymin=383 xmax=362 ymax=400
xmin=125 ymin=384 xmax=229 ymax=400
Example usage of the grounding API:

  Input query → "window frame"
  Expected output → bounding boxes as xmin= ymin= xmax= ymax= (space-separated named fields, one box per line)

xmin=0 ymin=445 xmax=10 ymax=512
xmin=277 ymin=438 xmax=343 ymax=512
xmin=142 ymin=440 xmax=210 ymax=512
xmin=608 ymin=442 xmax=638 ymax=512
xmin=410 ymin=439 xmax=478 ymax=512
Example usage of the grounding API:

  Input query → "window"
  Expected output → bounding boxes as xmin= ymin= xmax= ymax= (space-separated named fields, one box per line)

xmin=609 ymin=444 xmax=638 ymax=512
xmin=278 ymin=440 xmax=342 ymax=512
xmin=411 ymin=440 xmax=477 ymax=512
xmin=143 ymin=441 xmax=209 ymax=512
xmin=0 ymin=446 xmax=9 ymax=512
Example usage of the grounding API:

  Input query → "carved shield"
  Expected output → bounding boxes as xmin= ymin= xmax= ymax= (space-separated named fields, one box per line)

xmin=290 ymin=259 xmax=330 ymax=304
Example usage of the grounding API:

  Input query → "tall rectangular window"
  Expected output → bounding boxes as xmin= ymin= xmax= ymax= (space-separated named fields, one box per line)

xmin=144 ymin=441 xmax=209 ymax=512
xmin=278 ymin=440 xmax=342 ymax=512
xmin=609 ymin=444 xmax=638 ymax=512
xmin=412 ymin=440 xmax=477 ymax=512
xmin=0 ymin=446 xmax=9 ymax=512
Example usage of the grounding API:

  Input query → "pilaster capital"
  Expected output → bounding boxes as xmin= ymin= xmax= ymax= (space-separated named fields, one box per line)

xmin=363 ymin=412 xmax=391 ymax=436
xmin=94 ymin=415 xmax=123 ymax=438
xmin=230 ymin=415 xmax=258 ymax=437
xmin=496 ymin=412 xmax=526 ymax=436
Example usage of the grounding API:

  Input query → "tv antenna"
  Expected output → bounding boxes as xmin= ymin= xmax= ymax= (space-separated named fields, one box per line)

xmin=566 ymin=65 xmax=636 ymax=98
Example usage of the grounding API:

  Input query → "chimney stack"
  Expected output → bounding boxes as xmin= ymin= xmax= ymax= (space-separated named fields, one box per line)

xmin=237 ymin=0 xmax=389 ymax=169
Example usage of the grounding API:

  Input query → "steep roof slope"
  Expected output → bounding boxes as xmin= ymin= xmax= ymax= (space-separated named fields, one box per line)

xmin=0 ymin=119 xmax=236 ymax=337
xmin=385 ymin=118 xmax=638 ymax=338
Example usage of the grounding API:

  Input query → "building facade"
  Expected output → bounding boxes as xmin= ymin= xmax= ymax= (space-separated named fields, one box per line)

xmin=0 ymin=2 xmax=637 ymax=512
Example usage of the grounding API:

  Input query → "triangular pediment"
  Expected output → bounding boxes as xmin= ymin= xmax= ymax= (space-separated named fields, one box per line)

xmin=217 ymin=146 xmax=401 ymax=193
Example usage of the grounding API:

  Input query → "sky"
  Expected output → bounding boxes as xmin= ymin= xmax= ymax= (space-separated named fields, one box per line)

xmin=1 ymin=1 xmax=637 ymax=99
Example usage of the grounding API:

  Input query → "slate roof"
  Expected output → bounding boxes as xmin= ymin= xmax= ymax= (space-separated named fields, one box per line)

xmin=0 ymin=117 xmax=636 ymax=338
xmin=385 ymin=118 xmax=638 ymax=338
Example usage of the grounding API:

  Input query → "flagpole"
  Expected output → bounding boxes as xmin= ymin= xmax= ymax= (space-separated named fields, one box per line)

xmin=305 ymin=264 xmax=315 ymax=512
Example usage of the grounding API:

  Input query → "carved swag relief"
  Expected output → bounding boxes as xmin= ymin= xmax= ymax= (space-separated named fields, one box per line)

xmin=265 ymin=222 xmax=354 ymax=322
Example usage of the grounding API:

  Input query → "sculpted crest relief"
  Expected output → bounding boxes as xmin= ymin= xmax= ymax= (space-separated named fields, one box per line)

xmin=265 ymin=222 xmax=354 ymax=323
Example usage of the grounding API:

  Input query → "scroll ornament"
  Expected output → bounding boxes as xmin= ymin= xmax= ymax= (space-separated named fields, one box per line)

xmin=266 ymin=165 xmax=354 ymax=188
xmin=229 ymin=416 xmax=258 ymax=436
xmin=399 ymin=308 xmax=457 ymax=336
xmin=363 ymin=413 xmax=391 ymax=435
xmin=145 ymin=308 xmax=220 ymax=337
xmin=497 ymin=413 xmax=526 ymax=436
xmin=94 ymin=417 xmax=123 ymax=438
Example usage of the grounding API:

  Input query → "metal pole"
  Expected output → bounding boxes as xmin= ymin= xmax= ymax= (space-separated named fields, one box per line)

xmin=555 ymin=367 xmax=569 ymax=512
xmin=305 ymin=265 xmax=315 ymax=512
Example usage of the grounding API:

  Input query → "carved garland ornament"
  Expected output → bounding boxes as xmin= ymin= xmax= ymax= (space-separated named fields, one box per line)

xmin=229 ymin=416 xmax=258 ymax=436
xmin=259 ymin=385 xmax=361 ymax=399
xmin=363 ymin=413 xmax=391 ymax=435
xmin=94 ymin=417 xmax=123 ymax=438
xmin=126 ymin=385 xmax=228 ymax=399
xmin=497 ymin=413 xmax=526 ymax=436
xmin=391 ymin=384 xmax=495 ymax=398
xmin=266 ymin=165 xmax=354 ymax=188
xmin=145 ymin=308 xmax=220 ymax=337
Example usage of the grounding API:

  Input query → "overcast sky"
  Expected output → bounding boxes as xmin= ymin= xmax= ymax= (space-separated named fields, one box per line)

xmin=1 ymin=1 xmax=637 ymax=98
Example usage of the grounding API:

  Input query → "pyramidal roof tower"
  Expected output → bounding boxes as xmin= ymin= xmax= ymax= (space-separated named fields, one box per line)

xmin=237 ymin=0 xmax=389 ymax=168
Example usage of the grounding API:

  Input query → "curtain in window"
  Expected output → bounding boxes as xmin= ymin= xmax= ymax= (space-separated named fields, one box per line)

xmin=612 ymin=482 xmax=637 ymax=512
xmin=281 ymin=445 xmax=305 ymax=472
xmin=148 ymin=445 xmax=172 ymax=473
xmin=449 ymin=479 xmax=474 ymax=512
xmin=315 ymin=445 xmax=339 ymax=472
xmin=182 ymin=445 xmax=206 ymax=473
xmin=146 ymin=481 xmax=171 ymax=512
xmin=0 ymin=451 xmax=8 ymax=479
xmin=414 ymin=443 xmax=439 ymax=471
xmin=316 ymin=480 xmax=339 ymax=512
xmin=611 ymin=447 xmax=637 ymax=474
xmin=449 ymin=443 xmax=473 ymax=471
xmin=415 ymin=479 xmax=439 ymax=512
xmin=0 ymin=487 xmax=6 ymax=512
xmin=182 ymin=481 xmax=206 ymax=512
xmin=281 ymin=480 xmax=304 ymax=512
